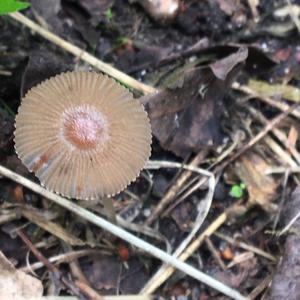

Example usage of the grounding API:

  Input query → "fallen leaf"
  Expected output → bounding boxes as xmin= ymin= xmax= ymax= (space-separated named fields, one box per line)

xmin=170 ymin=201 xmax=196 ymax=231
xmin=210 ymin=47 xmax=248 ymax=80
xmin=0 ymin=251 xmax=43 ymax=298
xmin=21 ymin=50 xmax=72 ymax=97
xmin=87 ymin=255 xmax=148 ymax=293
xmin=88 ymin=255 xmax=120 ymax=291
xmin=212 ymin=255 xmax=258 ymax=288
xmin=234 ymin=152 xmax=278 ymax=212
xmin=142 ymin=47 xmax=248 ymax=157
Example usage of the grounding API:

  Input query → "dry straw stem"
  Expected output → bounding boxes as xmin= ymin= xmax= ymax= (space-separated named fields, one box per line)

xmin=280 ymin=208 xmax=300 ymax=236
xmin=9 ymin=12 xmax=157 ymax=95
xmin=265 ymin=166 xmax=300 ymax=174
xmin=232 ymin=82 xmax=300 ymax=120
xmin=0 ymin=164 xmax=248 ymax=300
xmin=146 ymin=152 xmax=206 ymax=225
xmin=141 ymin=210 xmax=229 ymax=293
xmin=214 ymin=232 xmax=276 ymax=262
xmin=21 ymin=249 xmax=103 ymax=273
xmin=248 ymin=106 xmax=300 ymax=165
xmin=146 ymin=160 xmax=215 ymax=255
xmin=263 ymin=135 xmax=298 ymax=167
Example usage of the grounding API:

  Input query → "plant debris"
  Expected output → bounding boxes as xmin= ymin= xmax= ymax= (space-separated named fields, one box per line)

xmin=0 ymin=250 xmax=43 ymax=298
xmin=1 ymin=0 xmax=300 ymax=299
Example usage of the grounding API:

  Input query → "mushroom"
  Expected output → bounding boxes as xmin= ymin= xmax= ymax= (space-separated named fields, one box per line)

xmin=130 ymin=0 xmax=180 ymax=22
xmin=14 ymin=71 xmax=152 ymax=200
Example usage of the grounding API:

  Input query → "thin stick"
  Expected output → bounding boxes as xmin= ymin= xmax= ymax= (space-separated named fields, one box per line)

xmin=21 ymin=249 xmax=103 ymax=272
xmin=232 ymin=82 xmax=300 ymax=119
xmin=17 ymin=229 xmax=86 ymax=299
xmin=248 ymin=275 xmax=272 ymax=300
xmin=205 ymin=237 xmax=226 ymax=270
xmin=214 ymin=232 xmax=276 ymax=262
xmin=145 ymin=152 xmax=206 ymax=225
xmin=8 ymin=12 xmax=157 ymax=95
xmin=158 ymin=103 xmax=299 ymax=214
xmin=0 ymin=164 xmax=247 ymax=300
xmin=265 ymin=166 xmax=300 ymax=174
xmin=216 ymin=101 xmax=299 ymax=172
xmin=248 ymin=106 xmax=300 ymax=165
xmin=141 ymin=211 xmax=228 ymax=293
xmin=263 ymin=135 xmax=297 ymax=167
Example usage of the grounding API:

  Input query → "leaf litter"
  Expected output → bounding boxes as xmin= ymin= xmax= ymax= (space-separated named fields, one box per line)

xmin=1 ymin=0 xmax=300 ymax=299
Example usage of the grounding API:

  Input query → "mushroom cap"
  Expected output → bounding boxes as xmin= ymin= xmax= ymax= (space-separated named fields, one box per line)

xmin=14 ymin=72 xmax=152 ymax=200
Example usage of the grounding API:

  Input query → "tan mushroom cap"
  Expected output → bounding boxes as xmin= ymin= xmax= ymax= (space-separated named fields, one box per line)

xmin=14 ymin=72 xmax=152 ymax=199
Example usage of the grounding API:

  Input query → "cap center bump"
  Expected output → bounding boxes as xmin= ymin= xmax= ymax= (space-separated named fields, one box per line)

xmin=62 ymin=105 xmax=109 ymax=150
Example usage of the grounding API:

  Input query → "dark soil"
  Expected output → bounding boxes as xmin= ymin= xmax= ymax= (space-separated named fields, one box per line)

xmin=1 ymin=0 xmax=300 ymax=299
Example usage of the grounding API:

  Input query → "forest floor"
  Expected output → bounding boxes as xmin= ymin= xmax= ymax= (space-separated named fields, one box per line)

xmin=1 ymin=0 xmax=300 ymax=299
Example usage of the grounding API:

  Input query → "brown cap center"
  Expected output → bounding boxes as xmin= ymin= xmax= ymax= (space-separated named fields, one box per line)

xmin=62 ymin=105 xmax=109 ymax=150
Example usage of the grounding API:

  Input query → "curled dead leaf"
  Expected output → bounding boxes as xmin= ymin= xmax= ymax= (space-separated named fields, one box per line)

xmin=0 ymin=251 xmax=43 ymax=298
xmin=234 ymin=152 xmax=279 ymax=212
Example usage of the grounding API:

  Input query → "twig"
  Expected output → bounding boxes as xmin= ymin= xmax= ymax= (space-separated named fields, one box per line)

xmin=248 ymin=106 xmax=300 ymax=165
xmin=0 ymin=164 xmax=247 ymax=300
xmin=21 ymin=249 xmax=104 ymax=272
xmin=0 ymin=210 xmax=20 ymax=224
xmin=17 ymin=229 xmax=87 ymax=300
xmin=145 ymin=152 xmax=206 ymax=225
xmin=215 ymin=101 xmax=299 ymax=172
xmin=248 ymin=275 xmax=272 ymax=300
xmin=205 ymin=237 xmax=227 ymax=270
xmin=265 ymin=166 xmax=300 ymax=174
xmin=263 ymin=135 xmax=297 ymax=167
xmin=8 ymin=12 xmax=157 ymax=95
xmin=214 ymin=232 xmax=277 ymax=262
xmin=140 ymin=208 xmax=235 ymax=294
xmin=75 ymin=280 xmax=104 ymax=300
xmin=146 ymin=160 xmax=215 ymax=255
xmin=145 ymin=159 xmax=216 ymax=292
xmin=279 ymin=208 xmax=300 ymax=236
xmin=227 ymin=252 xmax=255 ymax=269
xmin=158 ymin=103 xmax=298 ymax=214
xmin=272 ymin=170 xmax=290 ymax=230
xmin=62 ymin=243 xmax=90 ymax=286
xmin=232 ymin=82 xmax=300 ymax=119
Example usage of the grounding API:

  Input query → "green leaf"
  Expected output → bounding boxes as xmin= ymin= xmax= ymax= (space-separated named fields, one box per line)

xmin=116 ymin=36 xmax=129 ymax=46
xmin=230 ymin=184 xmax=244 ymax=198
xmin=104 ymin=8 xmax=113 ymax=21
xmin=0 ymin=0 xmax=31 ymax=15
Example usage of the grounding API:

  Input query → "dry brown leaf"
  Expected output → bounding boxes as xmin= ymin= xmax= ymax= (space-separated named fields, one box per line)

xmin=287 ymin=126 xmax=298 ymax=149
xmin=0 ymin=251 xmax=43 ymax=298
xmin=143 ymin=47 xmax=248 ymax=157
xmin=234 ymin=152 xmax=278 ymax=212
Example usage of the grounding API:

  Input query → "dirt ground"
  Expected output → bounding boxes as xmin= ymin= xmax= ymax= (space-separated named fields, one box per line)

xmin=1 ymin=0 xmax=300 ymax=299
